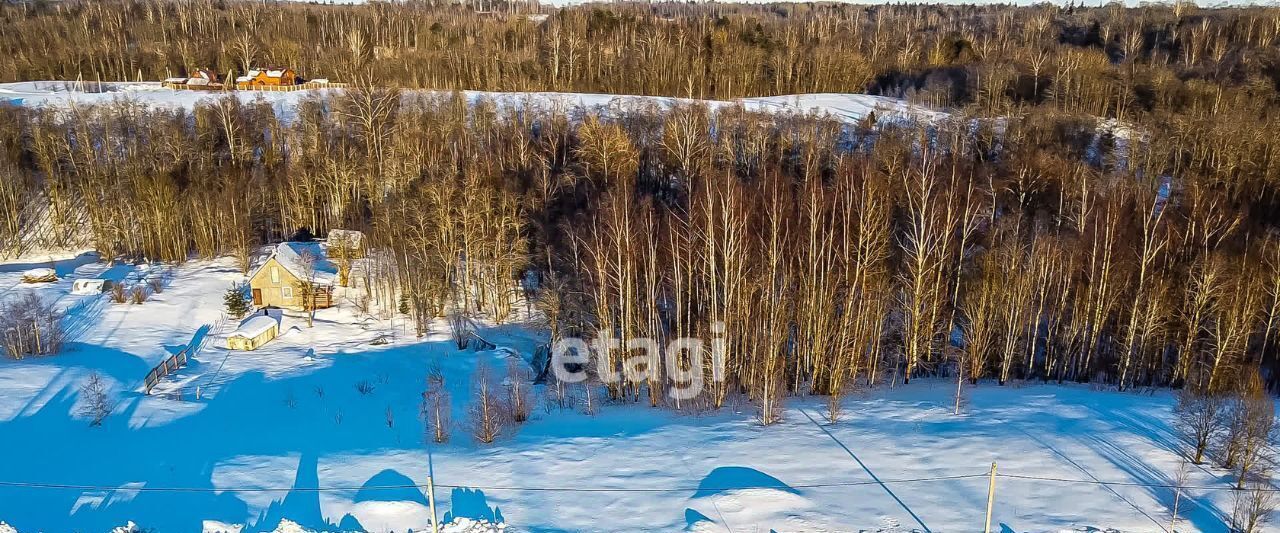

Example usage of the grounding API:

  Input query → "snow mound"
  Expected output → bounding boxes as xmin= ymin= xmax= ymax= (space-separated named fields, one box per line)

xmin=268 ymin=519 xmax=315 ymax=533
xmin=20 ymin=267 xmax=56 ymax=282
xmin=109 ymin=522 xmax=140 ymax=533
xmin=0 ymin=522 xmax=17 ymax=533
xmin=442 ymin=517 xmax=506 ymax=533
xmin=201 ymin=520 xmax=243 ymax=533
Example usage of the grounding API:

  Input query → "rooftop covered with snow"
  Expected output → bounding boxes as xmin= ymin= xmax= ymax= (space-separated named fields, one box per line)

xmin=229 ymin=314 xmax=280 ymax=339
xmin=252 ymin=241 xmax=338 ymax=285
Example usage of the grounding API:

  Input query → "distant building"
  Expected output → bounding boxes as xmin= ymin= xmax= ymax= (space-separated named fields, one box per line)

xmin=247 ymin=242 xmax=335 ymax=310
xmin=235 ymin=68 xmax=299 ymax=89
xmin=326 ymin=229 xmax=365 ymax=257
xmin=162 ymin=69 xmax=222 ymax=89
xmin=227 ymin=312 xmax=281 ymax=351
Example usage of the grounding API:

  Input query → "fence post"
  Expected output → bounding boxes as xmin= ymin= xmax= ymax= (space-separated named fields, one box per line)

xmin=427 ymin=475 xmax=440 ymax=533
xmin=984 ymin=462 xmax=997 ymax=533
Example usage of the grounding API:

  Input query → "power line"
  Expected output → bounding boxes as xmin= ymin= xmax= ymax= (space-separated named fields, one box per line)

xmin=0 ymin=473 xmax=990 ymax=495
xmin=996 ymin=472 xmax=1278 ymax=492
xmin=1 ymin=470 xmax=1268 ymax=495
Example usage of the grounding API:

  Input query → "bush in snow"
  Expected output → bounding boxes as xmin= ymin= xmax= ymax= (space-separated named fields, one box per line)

xmin=1 ymin=292 xmax=64 ymax=359
xmin=79 ymin=372 xmax=114 ymax=426
xmin=130 ymin=285 xmax=149 ymax=304
xmin=470 ymin=364 xmax=504 ymax=443
xmin=449 ymin=311 xmax=473 ymax=350
xmin=109 ymin=283 xmax=127 ymax=304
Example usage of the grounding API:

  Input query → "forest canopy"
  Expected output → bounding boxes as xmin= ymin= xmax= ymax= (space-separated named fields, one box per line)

xmin=3 ymin=1 xmax=1280 ymax=405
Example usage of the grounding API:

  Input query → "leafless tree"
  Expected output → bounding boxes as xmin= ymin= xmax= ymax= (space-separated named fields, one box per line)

xmin=78 ymin=372 xmax=113 ymax=427
xmin=507 ymin=358 xmax=532 ymax=424
xmin=1174 ymin=384 xmax=1226 ymax=464
xmin=1223 ymin=372 xmax=1276 ymax=489
xmin=422 ymin=367 xmax=451 ymax=444
xmin=1 ymin=293 xmax=64 ymax=359
xmin=294 ymin=249 xmax=320 ymax=328
xmin=1233 ymin=471 xmax=1277 ymax=533
xmin=470 ymin=364 xmax=504 ymax=444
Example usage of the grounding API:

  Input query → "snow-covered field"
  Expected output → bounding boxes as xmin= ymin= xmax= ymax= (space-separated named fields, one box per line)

xmin=0 ymin=81 xmax=944 ymax=126
xmin=0 ymin=251 xmax=1258 ymax=532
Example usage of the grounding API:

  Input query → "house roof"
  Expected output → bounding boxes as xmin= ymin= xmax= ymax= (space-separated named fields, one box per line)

xmin=251 ymin=242 xmax=337 ymax=285
xmin=327 ymin=229 xmax=364 ymax=248
xmin=230 ymin=315 xmax=279 ymax=339
xmin=244 ymin=68 xmax=290 ymax=79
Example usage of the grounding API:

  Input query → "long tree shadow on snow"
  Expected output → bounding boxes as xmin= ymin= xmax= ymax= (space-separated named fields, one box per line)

xmin=0 ymin=381 xmax=251 ymax=532
xmin=1079 ymin=432 xmax=1229 ymax=531
xmin=443 ymin=487 xmax=504 ymax=525
xmin=1080 ymin=400 xmax=1232 ymax=530
xmin=251 ymin=453 xmax=338 ymax=533
xmin=0 ymin=337 xmax=522 ymax=531
xmin=0 ymin=365 xmax=362 ymax=530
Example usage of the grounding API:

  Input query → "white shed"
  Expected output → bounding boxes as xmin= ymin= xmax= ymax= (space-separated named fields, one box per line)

xmin=227 ymin=314 xmax=281 ymax=351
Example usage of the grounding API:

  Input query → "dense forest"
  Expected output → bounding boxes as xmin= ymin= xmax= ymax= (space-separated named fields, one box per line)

xmin=4 ymin=0 xmax=1280 ymax=412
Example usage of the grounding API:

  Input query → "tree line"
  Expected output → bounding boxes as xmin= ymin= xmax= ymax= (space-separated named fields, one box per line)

xmin=2 ymin=0 xmax=1280 ymax=118
xmin=1 ymin=88 xmax=1279 ymax=402
xmin=2 ymin=1 xmax=1280 ymax=407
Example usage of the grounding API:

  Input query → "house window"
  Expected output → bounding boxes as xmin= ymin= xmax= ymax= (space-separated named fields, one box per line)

xmin=271 ymin=266 xmax=280 ymax=284
xmin=281 ymin=286 xmax=293 ymax=299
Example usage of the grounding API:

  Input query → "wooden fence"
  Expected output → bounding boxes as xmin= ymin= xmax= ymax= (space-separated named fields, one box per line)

xmin=143 ymin=347 xmax=189 ymax=395
xmin=238 ymin=82 xmax=349 ymax=92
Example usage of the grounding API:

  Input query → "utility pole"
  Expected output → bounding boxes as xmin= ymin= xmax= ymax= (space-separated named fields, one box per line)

xmin=984 ymin=462 xmax=997 ymax=533
xmin=427 ymin=475 xmax=440 ymax=533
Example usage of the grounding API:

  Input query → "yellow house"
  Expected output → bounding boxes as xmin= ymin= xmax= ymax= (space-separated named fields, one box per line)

xmin=227 ymin=314 xmax=280 ymax=351
xmin=248 ymin=242 xmax=335 ymax=311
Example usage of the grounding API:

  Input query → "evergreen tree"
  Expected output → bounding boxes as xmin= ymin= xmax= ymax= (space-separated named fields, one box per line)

xmin=398 ymin=292 xmax=411 ymax=315
xmin=224 ymin=283 xmax=250 ymax=319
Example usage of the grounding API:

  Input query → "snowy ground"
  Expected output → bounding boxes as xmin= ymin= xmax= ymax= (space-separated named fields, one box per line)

xmin=0 ymin=81 xmax=945 ymax=126
xmin=0 ymin=252 xmax=1259 ymax=532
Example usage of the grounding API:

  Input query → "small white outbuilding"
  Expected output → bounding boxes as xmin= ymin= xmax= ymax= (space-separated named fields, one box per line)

xmin=226 ymin=314 xmax=281 ymax=351
xmin=71 ymin=278 xmax=109 ymax=295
